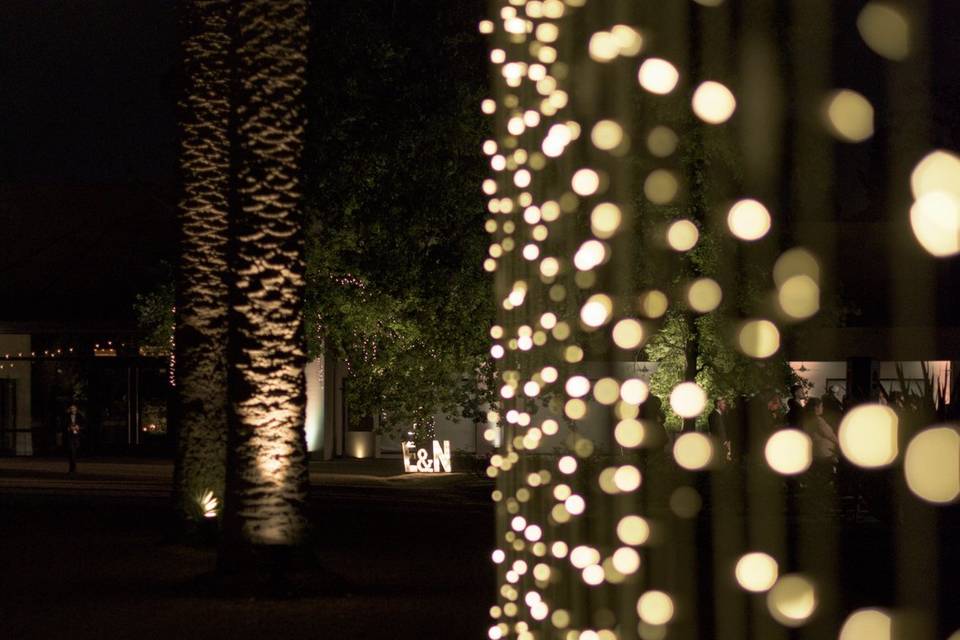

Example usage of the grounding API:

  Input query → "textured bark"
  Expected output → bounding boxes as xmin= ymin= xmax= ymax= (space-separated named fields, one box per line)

xmin=221 ymin=0 xmax=310 ymax=557
xmin=172 ymin=0 xmax=232 ymax=526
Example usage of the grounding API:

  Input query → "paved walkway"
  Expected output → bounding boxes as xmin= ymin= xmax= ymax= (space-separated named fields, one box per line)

xmin=0 ymin=456 xmax=493 ymax=508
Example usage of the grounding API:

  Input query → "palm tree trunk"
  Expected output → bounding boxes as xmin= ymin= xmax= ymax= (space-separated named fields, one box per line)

xmin=220 ymin=0 xmax=310 ymax=562
xmin=172 ymin=0 xmax=232 ymax=528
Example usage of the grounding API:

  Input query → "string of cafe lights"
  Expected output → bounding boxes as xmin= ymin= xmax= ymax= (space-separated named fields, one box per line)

xmin=481 ymin=2 xmax=959 ymax=640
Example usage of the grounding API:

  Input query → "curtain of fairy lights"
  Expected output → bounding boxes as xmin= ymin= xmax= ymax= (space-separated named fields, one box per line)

xmin=483 ymin=2 xmax=958 ymax=640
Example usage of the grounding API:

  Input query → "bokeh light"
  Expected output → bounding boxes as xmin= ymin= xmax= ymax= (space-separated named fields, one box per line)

xmin=764 ymin=429 xmax=813 ymax=475
xmin=687 ymin=278 xmax=722 ymax=313
xmin=692 ymin=81 xmax=736 ymax=124
xmin=673 ymin=432 xmax=714 ymax=470
xmin=767 ymin=575 xmax=817 ymax=627
xmin=904 ymin=426 xmax=960 ymax=504
xmin=669 ymin=382 xmax=707 ymax=418
xmin=857 ymin=3 xmax=910 ymax=61
xmin=738 ymin=319 xmax=780 ymax=358
xmin=637 ymin=591 xmax=674 ymax=625
xmin=824 ymin=90 xmax=874 ymax=142
xmin=666 ymin=219 xmax=699 ymax=251
xmin=838 ymin=404 xmax=899 ymax=468
xmin=735 ymin=552 xmax=779 ymax=592
xmin=637 ymin=58 xmax=679 ymax=95
xmin=727 ymin=199 xmax=771 ymax=241
xmin=838 ymin=608 xmax=893 ymax=640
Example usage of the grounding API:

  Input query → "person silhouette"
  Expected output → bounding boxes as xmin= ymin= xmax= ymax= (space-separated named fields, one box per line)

xmin=64 ymin=404 xmax=84 ymax=473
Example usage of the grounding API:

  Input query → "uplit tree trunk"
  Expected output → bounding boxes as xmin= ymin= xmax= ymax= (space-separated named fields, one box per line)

xmin=172 ymin=0 xmax=232 ymax=528
xmin=220 ymin=0 xmax=311 ymax=564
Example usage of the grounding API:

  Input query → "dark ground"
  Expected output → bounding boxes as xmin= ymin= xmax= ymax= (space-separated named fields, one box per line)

xmin=0 ymin=462 xmax=494 ymax=640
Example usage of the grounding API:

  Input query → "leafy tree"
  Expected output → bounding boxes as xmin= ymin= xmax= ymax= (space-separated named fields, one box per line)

xmin=302 ymin=0 xmax=495 ymax=440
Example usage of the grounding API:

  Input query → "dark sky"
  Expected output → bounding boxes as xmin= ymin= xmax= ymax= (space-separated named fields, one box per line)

xmin=0 ymin=0 xmax=177 ymax=324
xmin=2 ymin=1 xmax=960 ymax=328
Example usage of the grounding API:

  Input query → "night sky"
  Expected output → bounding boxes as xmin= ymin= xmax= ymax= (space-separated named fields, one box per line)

xmin=3 ymin=1 xmax=960 ymax=327
xmin=1 ymin=1 xmax=177 ymax=323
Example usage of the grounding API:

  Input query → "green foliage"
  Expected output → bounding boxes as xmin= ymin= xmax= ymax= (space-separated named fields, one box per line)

xmin=134 ymin=278 xmax=175 ymax=355
xmin=303 ymin=0 xmax=495 ymax=435
xmin=634 ymin=104 xmax=799 ymax=428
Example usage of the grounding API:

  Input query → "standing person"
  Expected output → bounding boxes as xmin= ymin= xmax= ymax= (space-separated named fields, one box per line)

xmin=707 ymin=397 xmax=730 ymax=460
xmin=821 ymin=385 xmax=843 ymax=425
xmin=803 ymin=398 xmax=839 ymax=462
xmin=786 ymin=384 xmax=805 ymax=427
xmin=64 ymin=404 xmax=83 ymax=474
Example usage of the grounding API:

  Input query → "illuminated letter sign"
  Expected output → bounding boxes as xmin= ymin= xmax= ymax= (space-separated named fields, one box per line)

xmin=402 ymin=439 xmax=452 ymax=473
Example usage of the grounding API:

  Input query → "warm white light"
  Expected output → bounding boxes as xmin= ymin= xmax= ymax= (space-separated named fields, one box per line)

xmin=620 ymin=378 xmax=649 ymax=405
xmin=572 ymin=168 xmax=600 ymax=196
xmin=735 ymin=552 xmax=779 ymax=592
xmin=637 ymin=591 xmax=674 ymax=625
xmin=764 ymin=429 xmax=813 ymax=475
xmin=687 ymin=278 xmax=722 ymax=313
xmin=574 ymin=240 xmax=607 ymax=270
xmin=857 ymin=3 xmax=910 ymax=61
xmin=727 ymin=199 xmax=771 ymax=241
xmin=612 ymin=318 xmax=644 ymax=349
xmin=670 ymin=382 xmax=707 ymax=418
xmin=565 ymin=375 xmax=591 ymax=398
xmin=904 ymin=426 xmax=960 ymax=504
xmin=778 ymin=275 xmax=820 ymax=319
xmin=591 ymin=120 xmax=624 ymax=151
xmin=692 ymin=81 xmax=737 ymax=124
xmin=839 ymin=608 xmax=893 ymax=640
xmin=910 ymin=191 xmax=960 ymax=257
xmin=644 ymin=170 xmax=678 ymax=204
xmin=617 ymin=515 xmax=650 ymax=545
xmin=911 ymin=150 xmax=960 ymax=199
xmin=673 ymin=432 xmax=714 ymax=470
xmin=637 ymin=58 xmax=679 ymax=95
xmin=738 ymin=320 xmax=780 ymax=358
xmin=767 ymin=575 xmax=817 ymax=627
xmin=590 ymin=203 xmax=622 ymax=239
xmin=824 ymin=90 xmax=874 ymax=142
xmin=667 ymin=219 xmax=699 ymax=251
xmin=838 ymin=404 xmax=899 ymax=468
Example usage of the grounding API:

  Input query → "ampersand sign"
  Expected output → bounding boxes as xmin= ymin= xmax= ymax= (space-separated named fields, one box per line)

xmin=415 ymin=447 xmax=434 ymax=472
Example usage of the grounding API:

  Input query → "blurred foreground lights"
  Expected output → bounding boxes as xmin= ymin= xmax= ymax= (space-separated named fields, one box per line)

xmin=839 ymin=608 xmax=893 ymax=640
xmin=910 ymin=150 xmax=960 ymax=199
xmin=198 ymin=490 xmax=218 ymax=518
xmin=774 ymin=248 xmax=821 ymax=287
xmin=589 ymin=31 xmax=620 ymax=62
xmin=617 ymin=515 xmax=650 ymax=545
xmin=637 ymin=591 xmax=674 ymax=625
xmin=613 ymin=547 xmax=641 ymax=574
xmin=838 ymin=404 xmax=899 ymax=468
xmin=615 ymin=419 xmax=645 ymax=447
xmin=647 ymin=126 xmax=678 ymax=157
xmin=572 ymin=168 xmax=601 ymax=196
xmin=575 ymin=239 xmax=607 ymax=271
xmin=613 ymin=318 xmax=644 ymax=349
xmin=640 ymin=290 xmax=669 ymax=318
xmin=581 ymin=294 xmax=614 ymax=327
xmin=614 ymin=465 xmax=642 ymax=492
xmin=670 ymin=382 xmax=707 ymax=418
xmin=611 ymin=25 xmax=644 ymax=56
xmin=692 ymin=81 xmax=737 ymax=124
xmin=591 ymin=203 xmax=622 ymax=238
xmin=904 ymin=426 xmax=960 ymax=504
xmin=638 ymin=58 xmax=679 ymax=95
xmin=670 ymin=486 xmax=702 ymax=517
xmin=673 ymin=432 xmax=714 ymax=470
xmin=910 ymin=191 xmax=960 ymax=257
xmin=621 ymin=378 xmax=650 ymax=405
xmin=735 ymin=552 xmax=779 ymax=592
xmin=687 ymin=278 xmax=722 ymax=313
xmin=645 ymin=170 xmax=679 ymax=204
xmin=778 ymin=275 xmax=820 ymax=320
xmin=857 ymin=3 xmax=910 ymax=61
xmin=667 ymin=219 xmax=699 ymax=251
xmin=727 ymin=199 xmax=771 ymax=240
xmin=565 ymin=375 xmax=591 ymax=398
xmin=767 ymin=575 xmax=817 ymax=627
xmin=591 ymin=120 xmax=627 ymax=154
xmin=738 ymin=319 xmax=780 ymax=359
xmin=765 ymin=429 xmax=813 ymax=475
xmin=824 ymin=90 xmax=874 ymax=142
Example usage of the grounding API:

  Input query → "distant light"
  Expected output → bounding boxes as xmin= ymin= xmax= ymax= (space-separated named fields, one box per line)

xmin=638 ymin=58 xmax=679 ymax=95
xmin=692 ymin=81 xmax=737 ymax=124
xmin=838 ymin=404 xmax=899 ymax=468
